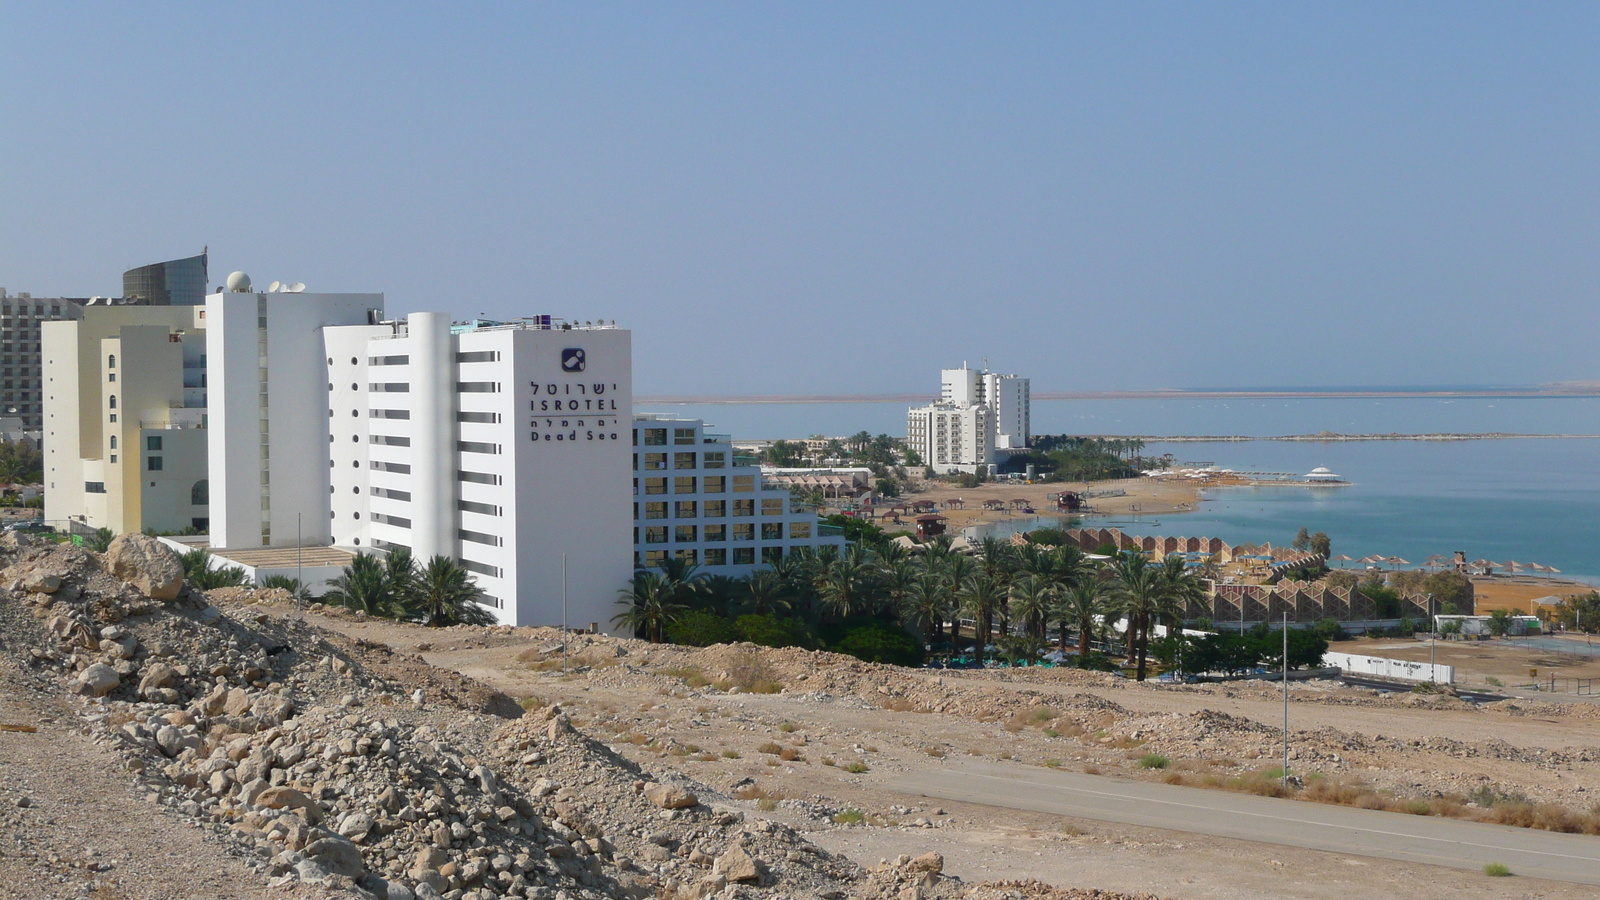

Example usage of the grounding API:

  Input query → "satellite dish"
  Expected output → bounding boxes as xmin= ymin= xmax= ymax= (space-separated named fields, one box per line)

xmin=268 ymin=281 xmax=281 ymax=293
xmin=286 ymin=282 xmax=306 ymax=293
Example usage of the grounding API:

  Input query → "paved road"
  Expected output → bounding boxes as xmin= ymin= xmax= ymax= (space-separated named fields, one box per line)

xmin=889 ymin=762 xmax=1600 ymax=886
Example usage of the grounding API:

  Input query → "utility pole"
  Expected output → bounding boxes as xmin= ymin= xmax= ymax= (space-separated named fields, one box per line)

xmin=296 ymin=513 xmax=303 ymax=611
xmin=1282 ymin=611 xmax=1289 ymax=787
xmin=1428 ymin=592 xmax=1436 ymax=681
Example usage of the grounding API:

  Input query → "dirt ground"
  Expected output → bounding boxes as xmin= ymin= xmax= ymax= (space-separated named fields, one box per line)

xmin=246 ymin=603 xmax=1600 ymax=900
xmin=1471 ymin=576 xmax=1594 ymax=614
xmin=1347 ymin=633 xmax=1600 ymax=689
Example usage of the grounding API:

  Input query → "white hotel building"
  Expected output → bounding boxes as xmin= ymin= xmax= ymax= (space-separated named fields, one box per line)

xmin=204 ymin=274 xmax=632 ymax=630
xmin=632 ymin=416 xmax=845 ymax=573
xmin=906 ymin=363 xmax=1031 ymax=474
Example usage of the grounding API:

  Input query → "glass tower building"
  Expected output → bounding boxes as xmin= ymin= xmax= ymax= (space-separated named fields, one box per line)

xmin=123 ymin=251 xmax=209 ymax=306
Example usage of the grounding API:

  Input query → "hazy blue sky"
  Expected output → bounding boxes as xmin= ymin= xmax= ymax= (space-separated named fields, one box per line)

xmin=4 ymin=3 xmax=1598 ymax=395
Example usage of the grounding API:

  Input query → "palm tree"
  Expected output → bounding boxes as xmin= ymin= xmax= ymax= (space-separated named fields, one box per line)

xmin=815 ymin=555 xmax=874 ymax=620
xmin=408 ymin=555 xmax=496 ymax=627
xmin=383 ymin=546 xmax=417 ymax=605
xmin=1008 ymin=573 xmax=1055 ymax=645
xmin=741 ymin=570 xmax=791 ymax=617
xmin=1110 ymin=551 xmax=1174 ymax=681
xmin=958 ymin=573 xmax=1006 ymax=666
xmin=261 ymin=575 xmax=311 ymax=602
xmin=614 ymin=570 xmax=685 ymax=642
xmin=879 ymin=557 xmax=923 ymax=620
xmin=325 ymin=552 xmax=394 ymax=615
xmin=900 ymin=573 xmax=950 ymax=646
xmin=1057 ymin=577 xmax=1111 ymax=660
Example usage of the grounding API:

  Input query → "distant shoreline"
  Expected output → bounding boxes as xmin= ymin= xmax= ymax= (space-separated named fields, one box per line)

xmin=635 ymin=387 xmax=1600 ymax=404
xmin=1113 ymin=433 xmax=1600 ymax=442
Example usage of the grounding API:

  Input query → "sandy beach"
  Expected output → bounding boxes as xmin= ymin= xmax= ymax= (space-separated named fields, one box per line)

xmin=877 ymin=476 xmax=1202 ymax=533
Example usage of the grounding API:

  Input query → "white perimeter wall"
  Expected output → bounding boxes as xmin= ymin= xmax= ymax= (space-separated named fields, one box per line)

xmin=1325 ymin=651 xmax=1455 ymax=684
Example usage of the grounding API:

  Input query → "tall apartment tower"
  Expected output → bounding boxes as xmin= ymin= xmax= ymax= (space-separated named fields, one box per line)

xmin=320 ymin=314 xmax=633 ymax=629
xmin=42 ymin=305 xmax=208 ymax=534
xmin=203 ymin=274 xmax=633 ymax=628
xmin=909 ymin=362 xmax=1030 ymax=474
xmin=0 ymin=289 xmax=88 ymax=430
xmin=206 ymin=280 xmax=384 ymax=550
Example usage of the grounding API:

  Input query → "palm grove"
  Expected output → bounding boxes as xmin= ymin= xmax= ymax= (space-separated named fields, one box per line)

xmin=613 ymin=530 xmax=1327 ymax=679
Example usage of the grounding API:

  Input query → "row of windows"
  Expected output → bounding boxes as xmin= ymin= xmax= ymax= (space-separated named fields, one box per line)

xmin=634 ymin=451 xmax=726 ymax=470
xmin=637 ymin=547 xmax=785 ymax=567
xmin=636 ymin=498 xmax=783 ymax=519
xmin=636 ymin=475 xmax=753 ymax=495
xmin=636 ymin=426 xmax=698 ymax=446
xmin=638 ymin=521 xmax=809 ymax=544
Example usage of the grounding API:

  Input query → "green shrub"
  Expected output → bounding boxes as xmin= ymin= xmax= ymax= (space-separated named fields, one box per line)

xmin=1138 ymin=754 xmax=1170 ymax=769
xmin=844 ymin=761 xmax=869 ymax=774
xmin=666 ymin=609 xmax=740 ymax=647
xmin=832 ymin=808 xmax=865 ymax=825
xmin=734 ymin=614 xmax=818 ymax=649
xmin=820 ymin=616 xmax=924 ymax=667
xmin=1483 ymin=863 xmax=1511 ymax=877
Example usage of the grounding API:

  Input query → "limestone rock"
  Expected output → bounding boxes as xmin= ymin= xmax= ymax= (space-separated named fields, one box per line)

xmin=907 ymin=852 xmax=943 ymax=874
xmin=22 ymin=572 xmax=61 ymax=593
xmin=104 ymin=533 xmax=184 ymax=601
xmin=256 ymin=786 xmax=324 ymax=824
xmin=712 ymin=846 xmax=764 ymax=883
xmin=137 ymin=662 xmax=179 ymax=696
xmin=643 ymin=782 xmax=698 ymax=810
xmin=77 ymin=663 xmax=120 ymax=697
xmin=306 ymin=835 xmax=366 ymax=878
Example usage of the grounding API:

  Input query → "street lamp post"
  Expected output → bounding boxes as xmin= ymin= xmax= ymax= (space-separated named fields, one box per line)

xmin=1281 ymin=611 xmax=1290 ymax=787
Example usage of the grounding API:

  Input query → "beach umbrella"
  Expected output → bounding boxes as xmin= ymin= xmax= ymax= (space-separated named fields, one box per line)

xmin=1546 ymin=565 xmax=1562 ymax=574
xmin=1388 ymin=557 xmax=1411 ymax=566
xmin=1528 ymin=563 xmax=1549 ymax=573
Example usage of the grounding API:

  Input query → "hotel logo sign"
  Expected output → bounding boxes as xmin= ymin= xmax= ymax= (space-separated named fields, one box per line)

xmin=561 ymin=348 xmax=586 ymax=372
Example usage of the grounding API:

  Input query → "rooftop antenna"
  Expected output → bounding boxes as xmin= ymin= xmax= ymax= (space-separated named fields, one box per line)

xmin=286 ymin=282 xmax=305 ymax=293
xmin=267 ymin=281 xmax=282 ymax=293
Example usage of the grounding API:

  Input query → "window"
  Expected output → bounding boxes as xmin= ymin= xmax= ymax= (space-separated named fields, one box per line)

xmin=762 ymin=522 xmax=783 ymax=540
xmin=373 ymin=435 xmax=411 ymax=447
xmin=644 ymin=526 xmax=667 ymax=544
xmin=704 ymin=548 xmax=727 ymax=566
xmin=457 ymin=440 xmax=500 ymax=454
xmin=107 ymin=354 xmax=115 ymax=369
xmin=645 ymin=550 xmax=667 ymax=566
xmin=369 ymin=354 xmax=409 ymax=366
xmin=675 ymin=525 xmax=696 ymax=543
xmin=702 ymin=452 xmax=726 ymax=469
xmin=789 ymin=521 xmax=811 ymax=539
xmin=370 ymin=383 xmax=409 ymax=392
xmin=108 ymin=395 xmax=116 ymax=409
xmin=702 ymin=476 xmax=725 ymax=494
xmin=674 ymin=476 xmax=695 ymax=494
xmin=643 ymin=428 xmax=666 ymax=446
xmin=644 ymin=501 xmax=667 ymax=519
xmin=455 ymin=350 xmax=498 ymax=362
xmin=674 ymin=501 xmax=696 ymax=518
xmin=147 ymin=456 xmax=163 ymax=471
xmin=375 ymin=461 xmax=413 ymax=474
xmin=675 ymin=549 xmax=698 ymax=563
xmin=644 ymin=477 xmax=667 ymax=495
xmin=763 ymin=547 xmax=784 ymax=564
xmin=461 ymin=559 xmax=502 ymax=578
xmin=457 ymin=411 xmax=499 ymax=423
xmin=108 ymin=435 xmax=117 ymax=449
xmin=762 ymin=498 xmax=783 ymax=516
xmin=703 ymin=500 xmax=726 ymax=518
xmin=85 ymin=481 xmax=105 ymax=494
xmin=372 ymin=487 xmax=411 ymax=501
xmin=373 ymin=513 xmax=413 ymax=528
xmin=108 ymin=373 xmax=115 ymax=382
xmin=459 ymin=528 xmax=503 ymax=547
xmin=674 ymin=452 xmax=696 ymax=469
xmin=733 ymin=548 xmax=755 ymax=566
xmin=674 ymin=428 xmax=695 ymax=445
xmin=732 ymin=523 xmax=754 ymax=541
xmin=733 ymin=475 xmax=754 ymax=492
xmin=191 ymin=480 xmax=208 ymax=505
xmin=372 ymin=409 xmax=410 ymax=419
xmin=457 ymin=470 xmax=500 ymax=484
xmin=456 ymin=381 xmax=500 ymax=393
xmin=733 ymin=499 xmax=754 ymax=517
xmin=458 ymin=499 xmax=501 ymax=516
xmin=643 ymin=453 xmax=667 ymax=470
xmin=703 ymin=524 xmax=726 ymax=542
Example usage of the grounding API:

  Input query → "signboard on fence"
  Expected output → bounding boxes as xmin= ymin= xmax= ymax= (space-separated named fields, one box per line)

xmin=1325 ymin=651 xmax=1454 ymax=685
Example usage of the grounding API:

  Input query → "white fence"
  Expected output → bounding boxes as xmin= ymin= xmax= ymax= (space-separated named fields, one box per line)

xmin=1325 ymin=651 xmax=1454 ymax=684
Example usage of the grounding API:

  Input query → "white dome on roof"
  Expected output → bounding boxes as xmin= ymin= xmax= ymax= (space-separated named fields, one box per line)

xmin=1308 ymin=467 xmax=1333 ymax=474
xmin=225 ymin=271 xmax=252 ymax=292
